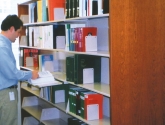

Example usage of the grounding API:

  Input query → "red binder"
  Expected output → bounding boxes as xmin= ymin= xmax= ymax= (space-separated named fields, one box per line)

xmin=84 ymin=93 xmax=103 ymax=120
xmin=78 ymin=27 xmax=97 ymax=52
xmin=47 ymin=0 xmax=65 ymax=21
xmin=23 ymin=49 xmax=39 ymax=70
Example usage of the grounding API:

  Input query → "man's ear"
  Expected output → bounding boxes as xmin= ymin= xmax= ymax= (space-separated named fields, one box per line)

xmin=9 ymin=26 xmax=15 ymax=32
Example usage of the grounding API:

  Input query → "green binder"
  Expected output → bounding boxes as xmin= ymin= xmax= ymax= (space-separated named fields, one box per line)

xmin=74 ymin=54 xmax=101 ymax=84
xmin=51 ymin=84 xmax=69 ymax=104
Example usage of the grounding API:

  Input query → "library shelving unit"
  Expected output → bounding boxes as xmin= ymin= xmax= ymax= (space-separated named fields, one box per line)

xmin=18 ymin=0 xmax=165 ymax=125
xmin=18 ymin=0 xmax=110 ymax=125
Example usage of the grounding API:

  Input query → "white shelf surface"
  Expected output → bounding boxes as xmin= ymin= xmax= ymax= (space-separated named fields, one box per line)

xmin=22 ymin=106 xmax=67 ymax=125
xmin=23 ymin=105 xmax=110 ymax=125
xmin=51 ymin=72 xmax=67 ymax=82
xmin=69 ymin=112 xmax=110 ymax=125
xmin=21 ymin=82 xmax=110 ymax=125
xmin=21 ymin=82 xmax=67 ymax=111
xmin=23 ymin=106 xmax=42 ymax=120
xmin=54 ymin=102 xmax=67 ymax=111
xmin=42 ymin=101 xmax=67 ymax=113
xmin=20 ymin=70 xmax=110 ymax=97
xmin=42 ymin=119 xmax=67 ymax=125
xmin=73 ymin=83 xmax=110 ymax=97
xmin=19 ymin=46 xmax=110 ymax=57
xmin=23 ymin=14 xmax=109 ymax=26
xmin=21 ymin=84 xmax=40 ymax=96
xmin=52 ymin=72 xmax=110 ymax=97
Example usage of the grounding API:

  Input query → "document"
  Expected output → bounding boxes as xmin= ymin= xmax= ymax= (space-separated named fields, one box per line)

xmin=28 ymin=71 xmax=60 ymax=87
xmin=38 ymin=70 xmax=53 ymax=77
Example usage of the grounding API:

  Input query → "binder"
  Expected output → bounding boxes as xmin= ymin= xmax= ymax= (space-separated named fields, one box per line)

xmin=84 ymin=93 xmax=103 ymax=120
xmin=74 ymin=54 xmax=101 ymax=84
xmin=80 ymin=91 xmax=95 ymax=118
xmin=51 ymin=84 xmax=69 ymax=104
xmin=75 ymin=89 xmax=89 ymax=115
xmin=69 ymin=87 xmax=82 ymax=113
xmin=66 ymin=56 xmax=75 ymax=82
xmin=47 ymin=0 xmax=65 ymax=21
xmin=78 ymin=27 xmax=97 ymax=52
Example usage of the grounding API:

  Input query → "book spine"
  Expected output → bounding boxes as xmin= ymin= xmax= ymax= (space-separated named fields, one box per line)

xmin=76 ymin=89 xmax=89 ymax=116
xmin=32 ymin=49 xmax=39 ymax=70
xmin=66 ymin=56 xmax=75 ymax=82
xmin=42 ymin=0 xmax=47 ymax=21
xmin=80 ymin=93 xmax=85 ymax=118
xmin=103 ymin=0 xmax=109 ymax=14
xmin=79 ymin=0 xmax=83 ymax=17
xmin=76 ymin=0 xmax=79 ymax=17
xmin=69 ymin=89 xmax=73 ymax=112
xmin=37 ymin=1 xmax=42 ymax=22
xmin=74 ymin=54 xmax=78 ymax=84
xmin=82 ymin=27 xmax=97 ymax=52
xmin=70 ymin=28 xmax=75 ymax=51
xmin=72 ymin=89 xmax=77 ymax=114
xmin=74 ymin=28 xmax=79 ymax=51
xmin=73 ymin=0 xmax=78 ymax=17
xmin=84 ymin=94 xmax=103 ymax=120
xmin=78 ymin=27 xmax=83 ymax=52
xmin=65 ymin=0 xmax=68 ymax=18
xmin=92 ymin=0 xmax=98 ymax=15
xmin=70 ymin=0 xmax=73 ymax=18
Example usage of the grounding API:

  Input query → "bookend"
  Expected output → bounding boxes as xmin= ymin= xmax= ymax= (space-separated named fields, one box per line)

xmin=22 ymin=96 xmax=38 ymax=107
xmin=85 ymin=36 xmax=97 ymax=51
xmin=23 ymin=116 xmax=40 ymax=125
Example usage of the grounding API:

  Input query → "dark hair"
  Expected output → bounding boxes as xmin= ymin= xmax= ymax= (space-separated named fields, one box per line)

xmin=1 ymin=14 xmax=23 ymax=31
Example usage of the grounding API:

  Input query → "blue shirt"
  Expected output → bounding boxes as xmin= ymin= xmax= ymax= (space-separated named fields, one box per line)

xmin=0 ymin=34 xmax=32 ymax=90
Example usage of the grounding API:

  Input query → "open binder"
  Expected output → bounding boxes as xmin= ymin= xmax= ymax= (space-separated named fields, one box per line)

xmin=28 ymin=71 xmax=60 ymax=87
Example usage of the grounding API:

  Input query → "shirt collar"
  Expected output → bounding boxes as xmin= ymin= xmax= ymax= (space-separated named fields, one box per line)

xmin=0 ymin=34 xmax=12 ymax=47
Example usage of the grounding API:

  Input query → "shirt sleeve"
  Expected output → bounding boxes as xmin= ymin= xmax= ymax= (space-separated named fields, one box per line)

xmin=0 ymin=46 xmax=32 ymax=81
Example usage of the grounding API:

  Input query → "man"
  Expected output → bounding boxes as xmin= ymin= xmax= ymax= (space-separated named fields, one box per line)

xmin=0 ymin=15 xmax=38 ymax=125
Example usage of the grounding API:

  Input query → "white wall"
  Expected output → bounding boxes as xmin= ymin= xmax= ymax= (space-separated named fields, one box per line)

xmin=0 ymin=0 xmax=21 ymax=67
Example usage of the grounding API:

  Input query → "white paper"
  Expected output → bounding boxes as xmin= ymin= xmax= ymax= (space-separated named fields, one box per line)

xmin=83 ymin=68 xmax=94 ymax=84
xmin=9 ymin=92 xmax=15 ymax=101
xmin=28 ymin=71 xmax=60 ymax=87
xmin=43 ymin=61 xmax=54 ymax=72
xmin=87 ymin=104 xmax=99 ymax=120
xmin=55 ymin=90 xmax=65 ymax=103
xmin=85 ymin=36 xmax=97 ymax=51
xmin=54 ymin=8 xmax=65 ymax=20
xmin=26 ymin=57 xmax=33 ymax=66
xmin=29 ymin=78 xmax=58 ymax=85
xmin=66 ymin=99 xmax=69 ymax=113
xmin=41 ymin=108 xmax=60 ymax=120
xmin=29 ymin=80 xmax=60 ymax=87
xmin=22 ymin=96 xmax=38 ymax=107
xmin=20 ymin=15 xmax=29 ymax=24
xmin=23 ymin=117 xmax=39 ymax=125
xmin=38 ymin=71 xmax=53 ymax=78
xmin=44 ymin=25 xmax=53 ymax=49
xmin=56 ymin=36 xmax=66 ymax=49
xmin=20 ymin=36 xmax=28 ymax=46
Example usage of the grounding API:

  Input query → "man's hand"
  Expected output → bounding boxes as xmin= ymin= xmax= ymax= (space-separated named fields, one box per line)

xmin=31 ymin=70 xmax=39 ymax=79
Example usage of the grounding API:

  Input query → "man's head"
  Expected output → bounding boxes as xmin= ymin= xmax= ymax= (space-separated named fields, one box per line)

xmin=1 ymin=14 xmax=23 ymax=42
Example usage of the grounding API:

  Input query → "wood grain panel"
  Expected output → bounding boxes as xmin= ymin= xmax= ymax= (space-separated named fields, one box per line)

xmin=17 ymin=5 xmax=28 ymax=18
xmin=110 ymin=0 xmax=165 ymax=125
xmin=17 ymin=5 xmax=28 ymax=39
